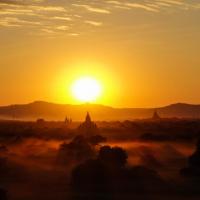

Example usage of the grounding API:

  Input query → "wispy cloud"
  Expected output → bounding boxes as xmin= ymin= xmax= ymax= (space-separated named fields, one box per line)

xmin=72 ymin=4 xmax=111 ymax=14
xmin=85 ymin=20 xmax=103 ymax=26
xmin=51 ymin=16 xmax=72 ymax=21
xmin=106 ymin=0 xmax=200 ymax=11
xmin=0 ymin=16 xmax=41 ymax=27
xmin=0 ymin=0 xmax=200 ymax=36
xmin=157 ymin=0 xmax=184 ymax=6
xmin=0 ymin=0 xmax=69 ymax=34
xmin=125 ymin=3 xmax=159 ymax=12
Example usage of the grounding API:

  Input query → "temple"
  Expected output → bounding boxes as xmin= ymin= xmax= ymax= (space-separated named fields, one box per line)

xmin=77 ymin=112 xmax=99 ymax=137
xmin=152 ymin=110 xmax=161 ymax=120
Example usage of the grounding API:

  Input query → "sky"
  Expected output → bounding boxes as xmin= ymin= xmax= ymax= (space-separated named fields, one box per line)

xmin=0 ymin=0 xmax=200 ymax=108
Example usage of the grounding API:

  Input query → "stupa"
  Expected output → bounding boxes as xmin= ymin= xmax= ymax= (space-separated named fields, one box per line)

xmin=152 ymin=110 xmax=161 ymax=120
xmin=77 ymin=112 xmax=99 ymax=137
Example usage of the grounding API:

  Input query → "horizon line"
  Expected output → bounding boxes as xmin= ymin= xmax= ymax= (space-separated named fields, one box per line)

xmin=0 ymin=100 xmax=200 ymax=109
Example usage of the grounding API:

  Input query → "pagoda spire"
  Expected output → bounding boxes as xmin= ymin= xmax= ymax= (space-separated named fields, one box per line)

xmin=78 ymin=112 xmax=99 ymax=137
xmin=152 ymin=110 xmax=161 ymax=120
xmin=85 ymin=112 xmax=91 ymax=123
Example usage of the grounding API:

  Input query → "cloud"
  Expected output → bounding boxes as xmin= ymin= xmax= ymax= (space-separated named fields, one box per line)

xmin=0 ymin=0 xmax=24 ymax=5
xmin=72 ymin=4 xmax=111 ymax=14
xmin=125 ymin=3 xmax=159 ymax=12
xmin=0 ymin=0 xmax=44 ymax=6
xmin=157 ymin=0 xmax=184 ymax=6
xmin=85 ymin=20 xmax=103 ymax=26
xmin=106 ymin=0 xmax=200 ymax=12
xmin=0 ymin=0 xmax=200 ymax=36
xmin=0 ymin=1 xmax=69 ymax=33
xmin=28 ymin=5 xmax=65 ymax=12
xmin=0 ymin=16 xmax=41 ymax=27
xmin=51 ymin=16 xmax=72 ymax=21
xmin=56 ymin=25 xmax=69 ymax=31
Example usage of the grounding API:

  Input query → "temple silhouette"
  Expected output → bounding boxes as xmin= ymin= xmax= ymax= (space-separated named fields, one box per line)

xmin=78 ymin=112 xmax=99 ymax=137
xmin=152 ymin=110 xmax=161 ymax=120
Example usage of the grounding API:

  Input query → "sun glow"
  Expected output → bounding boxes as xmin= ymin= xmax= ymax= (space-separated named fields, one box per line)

xmin=71 ymin=77 xmax=102 ymax=102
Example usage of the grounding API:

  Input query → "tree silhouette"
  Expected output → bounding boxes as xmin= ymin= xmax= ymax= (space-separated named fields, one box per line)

xmin=181 ymin=138 xmax=200 ymax=177
xmin=70 ymin=146 xmax=165 ymax=200
xmin=57 ymin=135 xmax=95 ymax=166
xmin=98 ymin=146 xmax=127 ymax=168
xmin=0 ymin=188 xmax=7 ymax=200
xmin=88 ymin=135 xmax=107 ymax=146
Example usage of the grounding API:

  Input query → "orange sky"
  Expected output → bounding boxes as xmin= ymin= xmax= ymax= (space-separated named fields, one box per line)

xmin=0 ymin=0 xmax=200 ymax=107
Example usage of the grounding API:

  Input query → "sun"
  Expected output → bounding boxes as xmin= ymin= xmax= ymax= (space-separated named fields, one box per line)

xmin=71 ymin=77 xmax=102 ymax=102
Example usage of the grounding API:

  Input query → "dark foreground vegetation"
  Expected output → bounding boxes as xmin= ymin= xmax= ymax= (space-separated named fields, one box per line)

xmin=0 ymin=118 xmax=200 ymax=200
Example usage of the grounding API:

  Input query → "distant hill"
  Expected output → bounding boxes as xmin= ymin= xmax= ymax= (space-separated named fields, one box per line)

xmin=0 ymin=101 xmax=200 ymax=121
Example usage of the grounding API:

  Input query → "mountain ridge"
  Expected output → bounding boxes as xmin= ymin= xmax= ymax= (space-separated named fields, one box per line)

xmin=0 ymin=101 xmax=200 ymax=121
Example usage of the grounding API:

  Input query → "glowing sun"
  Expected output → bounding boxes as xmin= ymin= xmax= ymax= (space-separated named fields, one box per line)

xmin=71 ymin=77 xmax=102 ymax=102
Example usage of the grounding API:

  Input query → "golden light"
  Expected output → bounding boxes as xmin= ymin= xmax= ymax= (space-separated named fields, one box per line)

xmin=71 ymin=77 xmax=102 ymax=102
